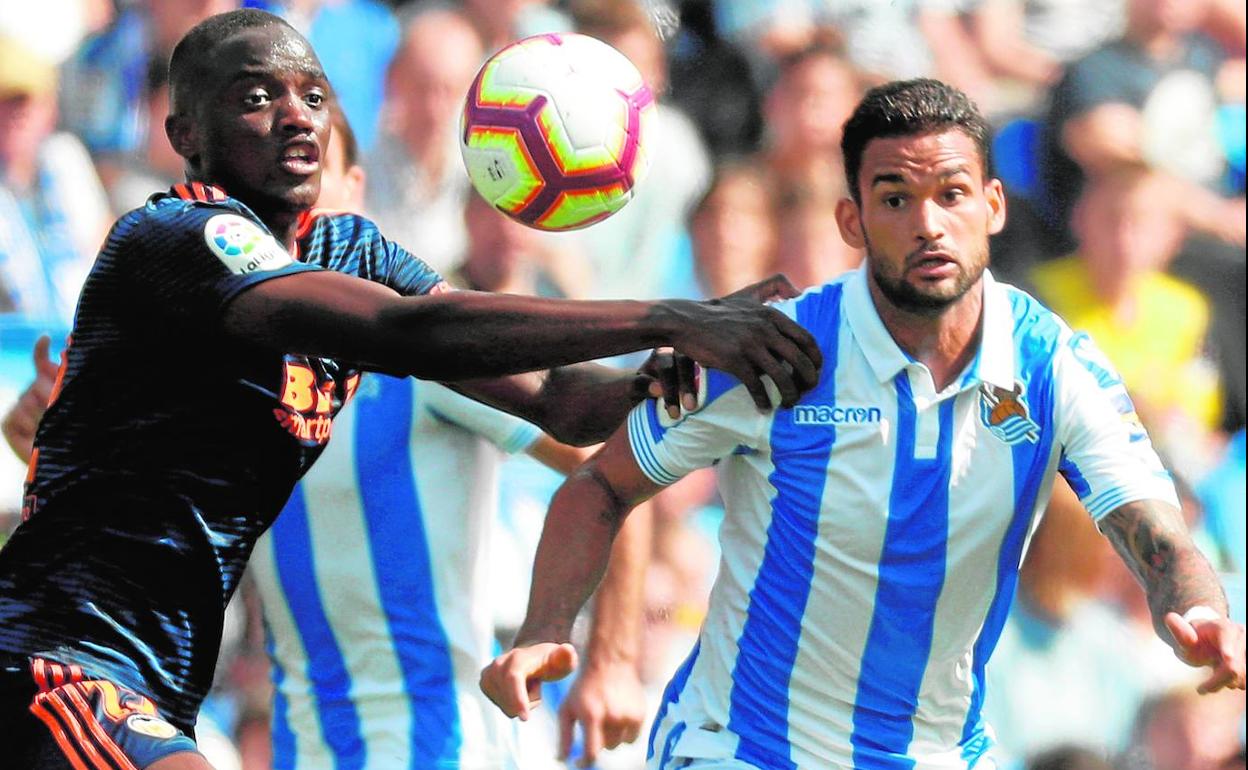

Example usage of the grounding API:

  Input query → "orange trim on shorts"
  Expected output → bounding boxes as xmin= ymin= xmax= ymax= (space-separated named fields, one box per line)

xmin=29 ymin=698 xmax=93 ymax=770
xmin=33 ymin=691 xmax=115 ymax=770
xmin=65 ymin=684 xmax=141 ymax=770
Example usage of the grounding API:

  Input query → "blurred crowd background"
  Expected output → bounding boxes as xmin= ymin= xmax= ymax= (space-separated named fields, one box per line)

xmin=0 ymin=0 xmax=1244 ymax=768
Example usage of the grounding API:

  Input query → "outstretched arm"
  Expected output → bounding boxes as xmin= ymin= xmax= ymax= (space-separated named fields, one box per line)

xmin=223 ymin=271 xmax=820 ymax=409
xmin=1099 ymin=499 xmax=1246 ymax=693
xmin=480 ymin=427 xmax=663 ymax=720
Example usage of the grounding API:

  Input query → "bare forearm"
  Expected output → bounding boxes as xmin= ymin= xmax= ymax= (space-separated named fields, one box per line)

xmin=585 ymin=500 xmax=653 ymax=667
xmin=1101 ymin=499 xmax=1229 ymax=642
xmin=515 ymin=466 xmax=637 ymax=645
xmin=380 ymin=292 xmax=673 ymax=381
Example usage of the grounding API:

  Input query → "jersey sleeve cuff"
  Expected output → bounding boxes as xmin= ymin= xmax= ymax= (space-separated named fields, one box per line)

xmin=1083 ymin=475 xmax=1182 ymax=521
xmin=627 ymin=403 xmax=681 ymax=486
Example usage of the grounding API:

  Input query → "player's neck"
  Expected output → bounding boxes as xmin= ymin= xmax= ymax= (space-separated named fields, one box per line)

xmin=871 ymin=279 xmax=984 ymax=392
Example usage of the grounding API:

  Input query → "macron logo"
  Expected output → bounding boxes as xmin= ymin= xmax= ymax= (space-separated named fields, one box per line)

xmin=793 ymin=404 xmax=881 ymax=426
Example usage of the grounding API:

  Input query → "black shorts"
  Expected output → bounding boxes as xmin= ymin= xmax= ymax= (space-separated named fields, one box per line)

xmin=1 ymin=656 xmax=198 ymax=769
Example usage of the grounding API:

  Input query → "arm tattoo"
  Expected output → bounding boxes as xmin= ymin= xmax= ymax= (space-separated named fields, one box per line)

xmin=584 ymin=464 xmax=629 ymax=530
xmin=1100 ymin=499 xmax=1227 ymax=637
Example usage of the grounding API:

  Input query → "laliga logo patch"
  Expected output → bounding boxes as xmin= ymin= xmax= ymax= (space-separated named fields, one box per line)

xmin=980 ymin=381 xmax=1040 ymax=445
xmin=126 ymin=713 xmax=179 ymax=740
xmin=204 ymin=214 xmax=293 ymax=276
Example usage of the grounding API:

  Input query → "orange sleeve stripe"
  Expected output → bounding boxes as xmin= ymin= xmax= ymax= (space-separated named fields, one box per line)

xmin=32 ymin=693 xmax=111 ymax=770
xmin=64 ymin=685 xmax=141 ymax=770
xmin=32 ymin=658 xmax=49 ymax=691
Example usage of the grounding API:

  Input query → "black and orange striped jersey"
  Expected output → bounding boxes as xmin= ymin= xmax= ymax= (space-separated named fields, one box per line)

xmin=0 ymin=183 xmax=445 ymax=732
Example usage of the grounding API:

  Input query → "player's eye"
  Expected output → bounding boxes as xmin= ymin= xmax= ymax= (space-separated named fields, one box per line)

xmin=304 ymin=91 xmax=325 ymax=108
xmin=243 ymin=89 xmax=271 ymax=108
xmin=943 ymin=188 xmax=968 ymax=204
xmin=883 ymin=194 xmax=906 ymax=210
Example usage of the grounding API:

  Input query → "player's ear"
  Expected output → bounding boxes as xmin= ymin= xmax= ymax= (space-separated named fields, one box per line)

xmin=165 ymin=112 xmax=201 ymax=169
xmin=835 ymin=196 xmax=867 ymax=249
xmin=984 ymin=177 xmax=1006 ymax=236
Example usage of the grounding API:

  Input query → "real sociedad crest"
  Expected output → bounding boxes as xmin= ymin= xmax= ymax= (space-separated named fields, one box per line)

xmin=979 ymin=381 xmax=1040 ymax=445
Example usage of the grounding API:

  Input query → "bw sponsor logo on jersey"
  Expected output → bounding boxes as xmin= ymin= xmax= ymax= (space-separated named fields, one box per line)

xmin=203 ymin=214 xmax=293 ymax=275
xmin=793 ymin=404 xmax=882 ymax=426
xmin=980 ymin=382 xmax=1040 ymax=445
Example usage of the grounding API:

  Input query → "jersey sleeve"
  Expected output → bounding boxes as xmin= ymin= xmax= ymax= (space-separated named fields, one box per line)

xmin=120 ymin=203 xmax=320 ymax=325
xmin=1053 ymin=330 xmax=1181 ymax=521
xmin=626 ymin=369 xmax=772 ymax=486
xmin=418 ymin=381 xmax=542 ymax=454
xmin=375 ymin=231 xmax=449 ymax=298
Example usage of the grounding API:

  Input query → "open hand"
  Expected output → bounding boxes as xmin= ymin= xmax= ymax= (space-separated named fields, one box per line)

xmin=480 ymin=642 xmax=579 ymax=721
xmin=1164 ymin=611 xmax=1246 ymax=693
xmin=665 ymin=297 xmax=822 ymax=410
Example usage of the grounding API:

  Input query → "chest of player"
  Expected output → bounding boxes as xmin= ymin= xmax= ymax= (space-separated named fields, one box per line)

xmin=267 ymin=354 xmax=362 ymax=448
xmin=748 ymin=360 xmax=1053 ymax=570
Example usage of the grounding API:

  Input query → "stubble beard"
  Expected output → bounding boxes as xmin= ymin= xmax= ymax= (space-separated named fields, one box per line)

xmin=865 ymin=234 xmax=989 ymax=318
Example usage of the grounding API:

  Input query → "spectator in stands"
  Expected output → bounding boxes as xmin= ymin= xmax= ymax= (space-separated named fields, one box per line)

xmin=1027 ymin=745 xmax=1115 ymax=770
xmin=105 ymin=58 xmax=185 ymax=213
xmin=689 ymin=160 xmax=775 ymax=298
xmin=461 ymin=0 xmax=573 ymax=54
xmin=665 ymin=0 xmax=766 ymax=159
xmin=1029 ymin=170 xmax=1222 ymax=478
xmin=58 ymin=0 xmax=236 ymax=190
xmin=761 ymin=44 xmax=860 ymax=204
xmin=364 ymin=7 xmax=482 ymax=275
xmin=0 ymin=38 xmax=110 ymax=327
xmin=1040 ymin=0 xmax=1245 ymax=250
xmin=1123 ymin=686 xmax=1246 ymax=770
xmin=772 ymin=190 xmax=861 ymax=290
xmin=568 ymin=0 xmax=712 ymax=301
xmin=958 ymin=0 xmax=1127 ymax=111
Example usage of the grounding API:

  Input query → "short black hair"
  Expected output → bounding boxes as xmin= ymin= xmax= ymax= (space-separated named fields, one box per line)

xmin=168 ymin=9 xmax=295 ymax=116
xmin=840 ymin=78 xmax=991 ymax=203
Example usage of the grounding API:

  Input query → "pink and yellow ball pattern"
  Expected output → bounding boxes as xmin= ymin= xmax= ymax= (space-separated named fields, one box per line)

xmin=460 ymin=33 xmax=656 ymax=231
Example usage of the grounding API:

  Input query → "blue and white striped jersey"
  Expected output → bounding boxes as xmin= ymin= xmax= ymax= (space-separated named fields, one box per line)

xmin=250 ymin=375 xmax=541 ymax=770
xmin=632 ymin=266 xmax=1178 ymax=770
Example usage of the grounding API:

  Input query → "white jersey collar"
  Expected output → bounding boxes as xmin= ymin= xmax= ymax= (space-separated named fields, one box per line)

xmin=842 ymin=262 xmax=1016 ymax=391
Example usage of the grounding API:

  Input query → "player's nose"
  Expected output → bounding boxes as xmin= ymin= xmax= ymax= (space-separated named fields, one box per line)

xmin=276 ymin=94 xmax=316 ymax=134
xmin=913 ymin=199 xmax=945 ymax=241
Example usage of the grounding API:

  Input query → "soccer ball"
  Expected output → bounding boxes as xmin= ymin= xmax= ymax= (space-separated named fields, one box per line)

xmin=460 ymin=33 xmax=656 ymax=231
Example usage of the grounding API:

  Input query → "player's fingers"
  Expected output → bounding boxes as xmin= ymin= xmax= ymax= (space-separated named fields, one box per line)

xmin=654 ymin=350 xmax=683 ymax=418
xmin=1197 ymin=662 xmax=1240 ymax=694
xmin=538 ymin=642 xmax=579 ymax=681
xmin=677 ymin=355 xmax=699 ymax=413
xmin=763 ymin=332 xmax=819 ymax=397
xmin=479 ymin=658 xmax=525 ymax=719
xmin=768 ymin=309 xmax=823 ymax=379
xmin=577 ymin=716 xmax=604 ymax=769
xmin=32 ymin=335 xmax=54 ymax=373
xmin=749 ymin=346 xmax=799 ymax=409
xmin=557 ymin=703 xmax=577 ymax=760
xmin=621 ymin=719 xmax=642 ymax=746
xmin=732 ymin=363 xmax=772 ymax=411
xmin=1164 ymin=612 xmax=1202 ymax=657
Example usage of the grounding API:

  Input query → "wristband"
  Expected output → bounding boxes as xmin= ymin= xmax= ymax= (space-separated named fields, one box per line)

xmin=1182 ymin=605 xmax=1221 ymax=624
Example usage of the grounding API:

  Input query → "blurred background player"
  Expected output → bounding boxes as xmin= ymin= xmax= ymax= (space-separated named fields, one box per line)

xmin=249 ymin=107 xmax=652 ymax=770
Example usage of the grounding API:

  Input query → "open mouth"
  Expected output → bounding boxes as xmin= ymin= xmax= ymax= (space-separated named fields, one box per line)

xmin=279 ymin=141 xmax=320 ymax=175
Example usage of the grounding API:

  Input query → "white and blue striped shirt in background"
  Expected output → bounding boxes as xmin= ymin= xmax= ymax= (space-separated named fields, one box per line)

xmin=250 ymin=376 xmax=541 ymax=770
xmin=631 ymin=265 xmax=1179 ymax=770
